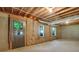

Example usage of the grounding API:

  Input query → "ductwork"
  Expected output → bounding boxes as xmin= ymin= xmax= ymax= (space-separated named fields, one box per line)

xmin=38 ymin=15 xmax=79 ymax=25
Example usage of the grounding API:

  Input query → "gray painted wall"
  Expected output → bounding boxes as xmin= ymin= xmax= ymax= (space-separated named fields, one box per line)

xmin=62 ymin=25 xmax=79 ymax=40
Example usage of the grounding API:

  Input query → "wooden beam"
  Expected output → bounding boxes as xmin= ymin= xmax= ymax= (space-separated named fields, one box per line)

xmin=24 ymin=7 xmax=34 ymax=16
xmin=60 ymin=11 xmax=79 ymax=19
xmin=35 ymin=8 xmax=45 ymax=15
xmin=2 ymin=7 xmax=5 ymax=12
xmin=37 ymin=10 xmax=48 ymax=17
xmin=44 ymin=7 xmax=75 ymax=19
xmin=57 ymin=8 xmax=79 ymax=18
xmin=53 ymin=7 xmax=77 ymax=17
xmin=18 ymin=7 xmax=24 ymax=15
xmin=29 ymin=7 xmax=37 ymax=14
xmin=32 ymin=7 xmax=43 ymax=15
xmin=39 ymin=11 xmax=49 ymax=17
xmin=31 ymin=7 xmax=41 ymax=15
xmin=11 ymin=8 xmax=13 ymax=14
xmin=41 ymin=7 xmax=63 ymax=17
xmin=12 ymin=7 xmax=45 ymax=20
xmin=48 ymin=8 xmax=79 ymax=20
xmin=27 ymin=7 xmax=34 ymax=13
xmin=42 ymin=7 xmax=66 ymax=18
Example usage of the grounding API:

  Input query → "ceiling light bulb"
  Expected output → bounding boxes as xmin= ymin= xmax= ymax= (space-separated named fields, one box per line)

xmin=48 ymin=8 xmax=52 ymax=12
xmin=66 ymin=21 xmax=69 ymax=24
xmin=45 ymin=7 xmax=53 ymax=12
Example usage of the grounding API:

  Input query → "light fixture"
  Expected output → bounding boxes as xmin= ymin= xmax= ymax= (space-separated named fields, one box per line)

xmin=45 ymin=7 xmax=54 ymax=13
xmin=65 ymin=21 xmax=69 ymax=24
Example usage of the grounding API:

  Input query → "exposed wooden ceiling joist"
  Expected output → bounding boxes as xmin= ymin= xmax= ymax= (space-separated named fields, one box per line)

xmin=41 ymin=7 xmax=65 ymax=18
xmin=58 ymin=8 xmax=79 ymax=18
xmin=11 ymin=7 xmax=13 ymax=14
xmin=48 ymin=8 xmax=79 ymax=20
xmin=42 ymin=7 xmax=67 ymax=19
xmin=0 ymin=7 xmax=79 ymax=23
xmin=23 ymin=7 xmax=34 ymax=16
xmin=32 ymin=7 xmax=44 ymax=15
xmin=35 ymin=8 xmax=46 ymax=16
xmin=2 ymin=7 xmax=5 ymax=12
xmin=44 ymin=7 xmax=75 ymax=19
xmin=31 ymin=7 xmax=41 ymax=15
xmin=37 ymin=10 xmax=48 ymax=17
xmin=18 ymin=7 xmax=24 ymax=15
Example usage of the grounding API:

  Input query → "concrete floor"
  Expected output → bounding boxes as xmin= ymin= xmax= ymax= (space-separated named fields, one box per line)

xmin=7 ymin=39 xmax=79 ymax=52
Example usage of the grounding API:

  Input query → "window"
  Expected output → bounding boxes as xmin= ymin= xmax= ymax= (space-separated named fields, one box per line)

xmin=51 ymin=27 xmax=56 ymax=36
xmin=39 ymin=25 xmax=44 ymax=37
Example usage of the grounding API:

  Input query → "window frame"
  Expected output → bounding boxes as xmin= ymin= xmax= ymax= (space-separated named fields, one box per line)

xmin=39 ymin=24 xmax=45 ymax=37
xmin=51 ymin=27 xmax=56 ymax=36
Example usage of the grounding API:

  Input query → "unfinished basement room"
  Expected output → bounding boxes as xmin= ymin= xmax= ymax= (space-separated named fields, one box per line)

xmin=0 ymin=7 xmax=79 ymax=52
